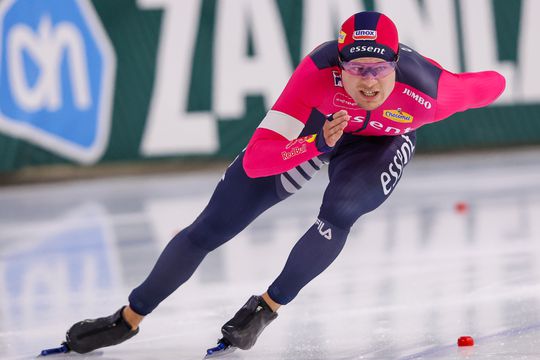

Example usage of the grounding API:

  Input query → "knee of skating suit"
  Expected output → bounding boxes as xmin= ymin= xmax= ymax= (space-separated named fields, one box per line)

xmin=220 ymin=295 xmax=278 ymax=350
xmin=65 ymin=306 xmax=138 ymax=354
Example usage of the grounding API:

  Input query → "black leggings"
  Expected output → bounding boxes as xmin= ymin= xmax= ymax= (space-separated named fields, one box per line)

xmin=129 ymin=133 xmax=416 ymax=315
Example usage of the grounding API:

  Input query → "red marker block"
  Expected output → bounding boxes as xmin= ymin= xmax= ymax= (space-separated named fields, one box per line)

xmin=455 ymin=201 xmax=469 ymax=214
xmin=457 ymin=336 xmax=474 ymax=347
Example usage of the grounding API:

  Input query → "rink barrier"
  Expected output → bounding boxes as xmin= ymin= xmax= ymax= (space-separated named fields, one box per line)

xmin=0 ymin=0 xmax=538 ymax=173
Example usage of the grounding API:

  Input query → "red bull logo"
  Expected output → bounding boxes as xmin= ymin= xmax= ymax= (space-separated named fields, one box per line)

xmin=282 ymin=134 xmax=316 ymax=160
xmin=352 ymin=30 xmax=377 ymax=41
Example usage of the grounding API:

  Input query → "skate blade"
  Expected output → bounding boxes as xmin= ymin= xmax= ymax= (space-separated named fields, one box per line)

xmin=204 ymin=343 xmax=237 ymax=359
xmin=37 ymin=343 xmax=70 ymax=357
xmin=37 ymin=351 xmax=104 ymax=358
xmin=37 ymin=344 xmax=104 ymax=358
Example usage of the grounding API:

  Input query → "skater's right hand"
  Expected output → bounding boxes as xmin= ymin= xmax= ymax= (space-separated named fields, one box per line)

xmin=322 ymin=110 xmax=350 ymax=147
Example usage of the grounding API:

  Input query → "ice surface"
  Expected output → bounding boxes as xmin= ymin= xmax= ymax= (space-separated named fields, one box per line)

xmin=1 ymin=149 xmax=540 ymax=359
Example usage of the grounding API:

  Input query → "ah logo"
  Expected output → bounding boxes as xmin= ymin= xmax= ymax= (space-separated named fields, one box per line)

xmin=315 ymin=218 xmax=332 ymax=240
xmin=0 ymin=0 xmax=116 ymax=164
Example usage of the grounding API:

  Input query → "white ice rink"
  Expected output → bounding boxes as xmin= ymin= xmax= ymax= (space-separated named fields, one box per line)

xmin=1 ymin=149 xmax=540 ymax=360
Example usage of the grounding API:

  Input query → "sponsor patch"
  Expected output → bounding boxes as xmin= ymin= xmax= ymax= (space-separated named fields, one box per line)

xmin=338 ymin=30 xmax=346 ymax=44
xmin=332 ymin=70 xmax=342 ymax=87
xmin=284 ymin=134 xmax=316 ymax=151
xmin=383 ymin=108 xmax=413 ymax=123
xmin=350 ymin=115 xmax=366 ymax=122
xmin=352 ymin=29 xmax=377 ymax=41
xmin=282 ymin=144 xmax=307 ymax=160
xmin=402 ymin=88 xmax=433 ymax=109
xmin=333 ymin=93 xmax=360 ymax=110
xmin=315 ymin=219 xmax=332 ymax=240
xmin=349 ymin=45 xmax=385 ymax=55
xmin=380 ymin=135 xmax=416 ymax=195
xmin=306 ymin=134 xmax=317 ymax=143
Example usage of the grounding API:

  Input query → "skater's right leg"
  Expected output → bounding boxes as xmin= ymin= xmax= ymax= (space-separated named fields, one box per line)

xmin=58 ymin=153 xmax=287 ymax=354
xmin=128 ymin=153 xmax=286 ymax=316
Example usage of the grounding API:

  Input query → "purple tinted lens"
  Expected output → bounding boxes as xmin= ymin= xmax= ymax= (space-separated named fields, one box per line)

xmin=343 ymin=61 xmax=396 ymax=78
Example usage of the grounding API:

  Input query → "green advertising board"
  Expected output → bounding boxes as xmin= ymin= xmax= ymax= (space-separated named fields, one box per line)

xmin=0 ymin=0 xmax=538 ymax=173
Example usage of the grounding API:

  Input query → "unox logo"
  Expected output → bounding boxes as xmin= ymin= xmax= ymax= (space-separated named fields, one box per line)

xmin=352 ymin=30 xmax=377 ymax=41
xmin=383 ymin=108 xmax=413 ymax=123
xmin=0 ymin=0 xmax=116 ymax=164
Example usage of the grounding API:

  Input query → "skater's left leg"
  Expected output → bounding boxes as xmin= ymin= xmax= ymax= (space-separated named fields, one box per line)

xmin=267 ymin=133 xmax=417 ymax=305
xmin=216 ymin=134 xmax=417 ymax=353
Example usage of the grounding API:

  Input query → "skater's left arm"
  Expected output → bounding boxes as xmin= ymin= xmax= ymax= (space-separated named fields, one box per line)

xmin=434 ymin=68 xmax=506 ymax=121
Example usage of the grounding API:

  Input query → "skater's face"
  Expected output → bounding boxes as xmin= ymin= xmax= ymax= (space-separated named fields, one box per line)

xmin=341 ymin=57 xmax=396 ymax=111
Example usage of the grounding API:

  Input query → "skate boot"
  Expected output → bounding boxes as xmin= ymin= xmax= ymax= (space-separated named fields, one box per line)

xmin=40 ymin=306 xmax=139 ymax=356
xmin=205 ymin=295 xmax=278 ymax=358
xmin=64 ymin=306 xmax=139 ymax=353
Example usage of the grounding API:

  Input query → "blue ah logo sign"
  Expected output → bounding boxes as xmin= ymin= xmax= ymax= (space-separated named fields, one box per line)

xmin=0 ymin=0 xmax=116 ymax=163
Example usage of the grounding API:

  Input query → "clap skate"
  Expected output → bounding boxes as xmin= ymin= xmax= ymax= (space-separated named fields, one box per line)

xmin=204 ymin=295 xmax=278 ymax=358
xmin=39 ymin=306 xmax=138 ymax=356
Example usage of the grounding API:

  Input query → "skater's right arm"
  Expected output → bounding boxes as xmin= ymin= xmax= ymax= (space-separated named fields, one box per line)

xmin=243 ymin=57 xmax=337 ymax=178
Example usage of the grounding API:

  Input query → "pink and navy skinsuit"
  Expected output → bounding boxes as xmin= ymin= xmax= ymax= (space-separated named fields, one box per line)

xmin=129 ymin=41 xmax=505 ymax=314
